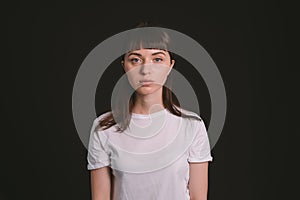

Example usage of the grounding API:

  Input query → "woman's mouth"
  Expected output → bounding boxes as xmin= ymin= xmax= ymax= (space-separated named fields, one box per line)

xmin=139 ymin=80 xmax=154 ymax=85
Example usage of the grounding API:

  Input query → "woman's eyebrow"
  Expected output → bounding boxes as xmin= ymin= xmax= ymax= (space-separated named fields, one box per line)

xmin=152 ymin=51 xmax=166 ymax=56
xmin=126 ymin=51 xmax=166 ymax=57
xmin=127 ymin=52 xmax=142 ymax=57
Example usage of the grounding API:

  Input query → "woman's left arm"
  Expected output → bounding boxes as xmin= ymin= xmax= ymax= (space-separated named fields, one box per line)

xmin=188 ymin=161 xmax=209 ymax=200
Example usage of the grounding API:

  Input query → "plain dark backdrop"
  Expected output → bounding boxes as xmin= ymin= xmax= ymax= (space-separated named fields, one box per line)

xmin=2 ymin=1 xmax=294 ymax=199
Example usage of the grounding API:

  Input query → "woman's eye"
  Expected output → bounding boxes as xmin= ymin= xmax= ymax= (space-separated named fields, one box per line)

xmin=154 ymin=58 xmax=163 ymax=62
xmin=130 ymin=58 xmax=141 ymax=63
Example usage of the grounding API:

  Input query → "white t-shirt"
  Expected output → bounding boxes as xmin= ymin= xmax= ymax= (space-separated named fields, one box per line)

xmin=87 ymin=108 xmax=213 ymax=200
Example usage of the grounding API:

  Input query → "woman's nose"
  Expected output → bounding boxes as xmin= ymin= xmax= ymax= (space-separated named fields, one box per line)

xmin=143 ymin=58 xmax=153 ymax=64
xmin=140 ymin=58 xmax=152 ymax=74
xmin=140 ymin=64 xmax=151 ymax=75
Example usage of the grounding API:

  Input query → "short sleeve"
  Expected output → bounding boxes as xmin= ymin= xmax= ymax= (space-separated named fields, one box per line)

xmin=188 ymin=119 xmax=213 ymax=163
xmin=87 ymin=117 xmax=111 ymax=170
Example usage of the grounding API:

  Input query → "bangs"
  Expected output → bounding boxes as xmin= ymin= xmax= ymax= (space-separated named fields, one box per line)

xmin=123 ymin=28 xmax=172 ymax=53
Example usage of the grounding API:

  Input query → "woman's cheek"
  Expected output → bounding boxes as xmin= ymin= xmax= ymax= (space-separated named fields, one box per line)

xmin=126 ymin=69 xmax=140 ymax=89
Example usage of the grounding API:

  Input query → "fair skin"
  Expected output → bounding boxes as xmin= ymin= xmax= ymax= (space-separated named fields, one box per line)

xmin=90 ymin=167 xmax=111 ymax=200
xmin=90 ymin=48 xmax=209 ymax=200
xmin=122 ymin=48 xmax=175 ymax=114
xmin=189 ymin=162 xmax=209 ymax=200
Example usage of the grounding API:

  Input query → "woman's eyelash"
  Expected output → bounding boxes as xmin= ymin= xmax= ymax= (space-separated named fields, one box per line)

xmin=154 ymin=58 xmax=163 ymax=61
xmin=130 ymin=58 xmax=140 ymax=62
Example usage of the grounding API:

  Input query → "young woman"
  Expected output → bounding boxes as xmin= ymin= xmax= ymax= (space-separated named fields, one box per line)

xmin=87 ymin=24 xmax=213 ymax=200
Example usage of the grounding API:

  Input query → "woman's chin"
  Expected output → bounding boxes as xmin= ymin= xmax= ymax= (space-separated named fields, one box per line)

xmin=135 ymin=85 xmax=162 ymax=96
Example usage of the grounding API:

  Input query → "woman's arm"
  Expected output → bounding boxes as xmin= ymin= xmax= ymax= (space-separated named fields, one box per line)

xmin=188 ymin=162 xmax=209 ymax=200
xmin=90 ymin=167 xmax=111 ymax=200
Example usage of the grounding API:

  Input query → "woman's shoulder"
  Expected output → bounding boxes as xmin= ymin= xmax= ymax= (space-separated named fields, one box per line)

xmin=96 ymin=110 xmax=112 ymax=121
xmin=172 ymin=106 xmax=202 ymax=120
xmin=170 ymin=107 xmax=205 ymax=130
xmin=91 ymin=111 xmax=114 ymax=132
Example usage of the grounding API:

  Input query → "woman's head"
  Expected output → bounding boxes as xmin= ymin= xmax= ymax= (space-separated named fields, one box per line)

xmin=121 ymin=48 xmax=175 ymax=96
xmin=120 ymin=22 xmax=175 ymax=97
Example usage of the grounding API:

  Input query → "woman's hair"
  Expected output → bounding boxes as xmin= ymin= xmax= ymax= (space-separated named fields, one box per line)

xmin=97 ymin=22 xmax=201 ymax=132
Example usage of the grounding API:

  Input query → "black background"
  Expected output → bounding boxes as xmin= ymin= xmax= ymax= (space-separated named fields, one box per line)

xmin=2 ymin=1 xmax=294 ymax=199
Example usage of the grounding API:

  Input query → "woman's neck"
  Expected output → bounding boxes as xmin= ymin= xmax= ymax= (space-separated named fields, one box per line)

xmin=132 ymin=89 xmax=165 ymax=114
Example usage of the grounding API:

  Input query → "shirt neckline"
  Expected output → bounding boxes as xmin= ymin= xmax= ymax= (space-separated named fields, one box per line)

xmin=131 ymin=108 xmax=167 ymax=119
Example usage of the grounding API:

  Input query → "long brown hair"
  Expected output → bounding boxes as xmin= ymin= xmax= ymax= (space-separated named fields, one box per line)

xmin=97 ymin=22 xmax=202 ymax=132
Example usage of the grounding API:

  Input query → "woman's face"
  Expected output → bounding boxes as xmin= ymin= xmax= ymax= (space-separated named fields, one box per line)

xmin=122 ymin=48 xmax=175 ymax=96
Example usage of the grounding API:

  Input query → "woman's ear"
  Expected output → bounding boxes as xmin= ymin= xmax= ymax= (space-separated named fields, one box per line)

xmin=167 ymin=60 xmax=175 ymax=76
xmin=121 ymin=60 xmax=124 ymax=67
xmin=170 ymin=59 xmax=175 ymax=69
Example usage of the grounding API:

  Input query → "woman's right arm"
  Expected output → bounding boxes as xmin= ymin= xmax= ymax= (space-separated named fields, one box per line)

xmin=91 ymin=167 xmax=111 ymax=200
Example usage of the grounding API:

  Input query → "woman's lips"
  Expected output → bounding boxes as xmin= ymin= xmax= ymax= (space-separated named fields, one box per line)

xmin=139 ymin=80 xmax=154 ymax=85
